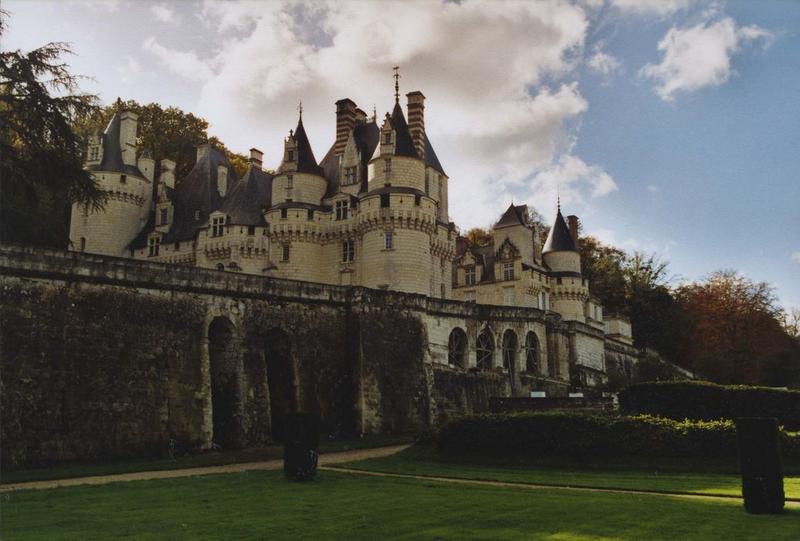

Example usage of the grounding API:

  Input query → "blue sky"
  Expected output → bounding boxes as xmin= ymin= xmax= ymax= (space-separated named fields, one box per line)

xmin=4 ymin=0 xmax=799 ymax=310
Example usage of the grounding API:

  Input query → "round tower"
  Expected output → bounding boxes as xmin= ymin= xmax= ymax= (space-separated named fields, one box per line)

xmin=542 ymin=206 xmax=588 ymax=322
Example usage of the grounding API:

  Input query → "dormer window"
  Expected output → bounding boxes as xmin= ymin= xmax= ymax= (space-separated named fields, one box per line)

xmin=465 ymin=266 xmax=476 ymax=286
xmin=503 ymin=262 xmax=514 ymax=281
xmin=384 ymin=132 xmax=392 ymax=144
xmin=384 ymin=159 xmax=392 ymax=176
xmin=286 ymin=175 xmax=293 ymax=189
xmin=335 ymin=200 xmax=349 ymax=220
xmin=211 ymin=216 xmax=225 ymax=237
xmin=344 ymin=166 xmax=357 ymax=185
xmin=287 ymin=150 xmax=294 ymax=162
xmin=148 ymin=236 xmax=160 ymax=257
xmin=159 ymin=208 xmax=168 ymax=226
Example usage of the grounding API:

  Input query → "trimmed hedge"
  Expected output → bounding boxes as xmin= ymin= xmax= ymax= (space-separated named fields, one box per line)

xmin=436 ymin=412 xmax=800 ymax=459
xmin=618 ymin=381 xmax=800 ymax=430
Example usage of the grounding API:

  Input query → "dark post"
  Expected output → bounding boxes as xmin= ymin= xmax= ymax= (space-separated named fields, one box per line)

xmin=283 ymin=412 xmax=320 ymax=481
xmin=736 ymin=417 xmax=784 ymax=514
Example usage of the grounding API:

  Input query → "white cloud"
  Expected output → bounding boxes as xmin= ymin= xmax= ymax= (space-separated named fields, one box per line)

xmin=611 ymin=0 xmax=694 ymax=17
xmin=143 ymin=37 xmax=214 ymax=82
xmin=641 ymin=16 xmax=772 ymax=102
xmin=646 ymin=184 xmax=659 ymax=193
xmin=588 ymin=50 xmax=620 ymax=75
xmin=791 ymin=252 xmax=800 ymax=264
xmin=117 ymin=56 xmax=143 ymax=84
xmin=150 ymin=3 xmax=176 ymax=24
xmin=140 ymin=0 xmax=618 ymax=228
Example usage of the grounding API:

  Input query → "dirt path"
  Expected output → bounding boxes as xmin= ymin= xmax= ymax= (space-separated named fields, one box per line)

xmin=321 ymin=466 xmax=800 ymax=508
xmin=0 ymin=444 xmax=411 ymax=493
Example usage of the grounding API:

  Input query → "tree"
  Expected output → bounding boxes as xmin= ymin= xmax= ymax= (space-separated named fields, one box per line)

xmin=0 ymin=11 xmax=103 ymax=247
xmin=73 ymin=100 xmax=249 ymax=180
xmin=464 ymin=227 xmax=492 ymax=247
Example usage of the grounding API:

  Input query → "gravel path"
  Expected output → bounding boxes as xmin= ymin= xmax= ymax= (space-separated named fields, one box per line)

xmin=0 ymin=444 xmax=411 ymax=493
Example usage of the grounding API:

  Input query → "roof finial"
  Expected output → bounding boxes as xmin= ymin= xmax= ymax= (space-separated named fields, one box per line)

xmin=297 ymin=100 xmax=303 ymax=120
xmin=372 ymin=104 xmax=377 ymax=122
xmin=557 ymin=184 xmax=561 ymax=213
xmin=393 ymin=66 xmax=400 ymax=104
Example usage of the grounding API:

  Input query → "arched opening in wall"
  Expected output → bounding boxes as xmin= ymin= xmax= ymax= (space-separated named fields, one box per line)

xmin=525 ymin=332 xmax=539 ymax=374
xmin=209 ymin=316 xmax=242 ymax=449
xmin=216 ymin=263 xmax=225 ymax=271
xmin=447 ymin=328 xmax=467 ymax=368
xmin=476 ymin=329 xmax=494 ymax=370
xmin=502 ymin=330 xmax=518 ymax=373
xmin=263 ymin=328 xmax=295 ymax=443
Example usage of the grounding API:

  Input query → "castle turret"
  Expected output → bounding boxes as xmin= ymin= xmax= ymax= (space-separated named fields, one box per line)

xmin=543 ymin=205 xmax=588 ymax=321
xmin=69 ymin=104 xmax=152 ymax=257
xmin=271 ymin=111 xmax=326 ymax=205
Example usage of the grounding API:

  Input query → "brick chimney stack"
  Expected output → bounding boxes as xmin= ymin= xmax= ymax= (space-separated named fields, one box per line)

xmin=567 ymin=215 xmax=580 ymax=246
xmin=249 ymin=148 xmax=264 ymax=169
xmin=406 ymin=91 xmax=425 ymax=160
xmin=355 ymin=108 xmax=367 ymax=125
xmin=334 ymin=98 xmax=358 ymax=157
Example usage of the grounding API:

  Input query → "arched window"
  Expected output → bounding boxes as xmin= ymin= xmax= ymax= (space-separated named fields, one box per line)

xmin=447 ymin=328 xmax=467 ymax=368
xmin=216 ymin=263 xmax=225 ymax=271
xmin=502 ymin=330 xmax=518 ymax=372
xmin=525 ymin=332 xmax=539 ymax=373
xmin=477 ymin=329 xmax=494 ymax=370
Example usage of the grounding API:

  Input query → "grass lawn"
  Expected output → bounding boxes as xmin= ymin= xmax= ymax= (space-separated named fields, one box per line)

xmin=337 ymin=446 xmax=800 ymax=500
xmin=0 ymin=434 xmax=412 ymax=485
xmin=3 ymin=469 xmax=799 ymax=540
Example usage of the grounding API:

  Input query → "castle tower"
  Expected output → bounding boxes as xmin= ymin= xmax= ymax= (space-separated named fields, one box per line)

xmin=69 ymin=103 xmax=153 ymax=257
xmin=542 ymin=205 xmax=589 ymax=321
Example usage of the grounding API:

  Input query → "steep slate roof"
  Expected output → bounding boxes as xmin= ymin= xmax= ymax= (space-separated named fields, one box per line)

xmin=495 ymin=204 xmax=528 ymax=228
xmin=542 ymin=209 xmax=578 ymax=253
xmin=390 ymin=102 xmax=419 ymax=158
xmin=424 ymin=133 xmax=445 ymax=175
xmin=88 ymin=112 xmax=144 ymax=177
xmin=292 ymin=117 xmax=325 ymax=177
xmin=161 ymin=146 xmax=239 ymax=243
xmin=220 ymin=165 xmax=274 ymax=226
xmin=320 ymin=120 xmax=379 ymax=197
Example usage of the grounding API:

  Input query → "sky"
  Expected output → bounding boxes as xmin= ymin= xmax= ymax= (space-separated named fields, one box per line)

xmin=3 ymin=0 xmax=799 ymax=310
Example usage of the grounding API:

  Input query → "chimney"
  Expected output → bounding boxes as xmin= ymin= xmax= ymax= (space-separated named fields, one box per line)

xmin=355 ymin=108 xmax=367 ymax=125
xmin=249 ymin=148 xmax=264 ymax=169
xmin=406 ymin=91 xmax=425 ymax=160
xmin=217 ymin=164 xmax=228 ymax=197
xmin=334 ymin=98 xmax=358 ymax=157
xmin=119 ymin=110 xmax=138 ymax=166
xmin=160 ymin=159 xmax=176 ymax=189
xmin=197 ymin=143 xmax=210 ymax=163
xmin=567 ymin=215 xmax=580 ymax=246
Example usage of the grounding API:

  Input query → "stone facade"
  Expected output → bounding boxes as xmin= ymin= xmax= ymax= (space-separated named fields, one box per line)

xmin=0 ymin=245 xmax=646 ymax=468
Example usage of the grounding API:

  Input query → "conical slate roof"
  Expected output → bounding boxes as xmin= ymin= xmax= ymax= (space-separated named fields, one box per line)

xmin=221 ymin=165 xmax=274 ymax=226
xmin=390 ymin=102 xmax=419 ymax=159
xmin=87 ymin=111 xmax=144 ymax=177
xmin=542 ymin=209 xmax=577 ymax=253
xmin=495 ymin=204 xmax=528 ymax=228
xmin=293 ymin=117 xmax=324 ymax=177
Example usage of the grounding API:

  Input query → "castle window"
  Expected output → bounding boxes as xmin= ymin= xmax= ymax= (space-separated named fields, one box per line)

xmin=335 ymin=200 xmax=349 ymax=220
xmin=477 ymin=330 xmax=494 ymax=370
xmin=160 ymin=208 xmax=168 ymax=226
xmin=79 ymin=237 xmax=86 ymax=252
xmin=447 ymin=328 xmax=467 ymax=368
xmin=380 ymin=193 xmax=390 ymax=208
xmin=89 ymin=146 xmax=99 ymax=161
xmin=286 ymin=175 xmax=293 ymax=189
xmin=342 ymin=240 xmax=354 ymax=262
xmin=211 ymin=216 xmax=225 ymax=237
xmin=281 ymin=244 xmax=290 ymax=262
xmin=383 ymin=231 xmax=393 ymax=250
xmin=248 ymin=225 xmax=256 ymax=235
xmin=503 ymin=262 xmax=514 ymax=281
xmin=384 ymin=132 xmax=392 ymax=144
xmin=384 ymin=158 xmax=392 ymax=176
xmin=344 ymin=167 xmax=357 ymax=185
xmin=502 ymin=330 xmax=518 ymax=372
xmin=307 ymin=209 xmax=314 ymax=221
xmin=217 ymin=263 xmax=225 ymax=271
xmin=464 ymin=266 xmax=476 ymax=286
xmin=525 ymin=332 xmax=539 ymax=374
xmin=425 ymin=171 xmax=430 ymax=193
xmin=414 ymin=194 xmax=421 ymax=206
xmin=148 ymin=236 xmax=160 ymax=257
xmin=120 ymin=174 xmax=127 ymax=184
xmin=503 ymin=287 xmax=515 ymax=305
xmin=280 ymin=208 xmax=288 ymax=219
xmin=287 ymin=150 xmax=294 ymax=162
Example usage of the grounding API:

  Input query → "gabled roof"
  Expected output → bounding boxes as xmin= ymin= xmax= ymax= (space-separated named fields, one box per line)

xmin=161 ymin=146 xmax=239 ymax=243
xmin=220 ymin=165 xmax=274 ymax=226
xmin=495 ymin=204 xmax=528 ymax=228
xmin=321 ymin=120 xmax=379 ymax=197
xmin=87 ymin=111 xmax=144 ymax=177
xmin=542 ymin=209 xmax=577 ymax=253
xmin=293 ymin=117 xmax=324 ymax=177
xmin=390 ymin=102 xmax=419 ymax=158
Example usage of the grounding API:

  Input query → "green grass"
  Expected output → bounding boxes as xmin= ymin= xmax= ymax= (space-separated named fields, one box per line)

xmin=337 ymin=446 xmax=800 ymax=500
xmin=3 ymin=469 xmax=799 ymax=540
xmin=0 ymin=434 xmax=412 ymax=485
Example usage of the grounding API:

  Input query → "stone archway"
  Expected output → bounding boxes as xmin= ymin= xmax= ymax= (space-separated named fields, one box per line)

xmin=208 ymin=316 xmax=243 ymax=449
xmin=263 ymin=328 xmax=296 ymax=443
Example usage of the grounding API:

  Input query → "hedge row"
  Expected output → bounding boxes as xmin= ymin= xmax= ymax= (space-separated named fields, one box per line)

xmin=436 ymin=412 xmax=800 ymax=459
xmin=618 ymin=381 xmax=800 ymax=430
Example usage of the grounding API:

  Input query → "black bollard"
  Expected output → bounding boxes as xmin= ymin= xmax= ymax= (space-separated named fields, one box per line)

xmin=735 ymin=417 xmax=784 ymax=514
xmin=283 ymin=412 xmax=320 ymax=481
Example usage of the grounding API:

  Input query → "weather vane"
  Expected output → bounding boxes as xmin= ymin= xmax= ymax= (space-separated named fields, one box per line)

xmin=297 ymin=100 xmax=303 ymax=119
xmin=393 ymin=66 xmax=400 ymax=103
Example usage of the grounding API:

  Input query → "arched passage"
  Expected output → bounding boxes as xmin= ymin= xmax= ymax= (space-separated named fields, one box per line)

xmin=476 ymin=329 xmax=494 ymax=370
xmin=263 ymin=328 xmax=295 ymax=443
xmin=525 ymin=331 xmax=540 ymax=374
xmin=502 ymin=330 xmax=518 ymax=373
xmin=209 ymin=316 xmax=242 ymax=449
xmin=448 ymin=328 xmax=467 ymax=368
